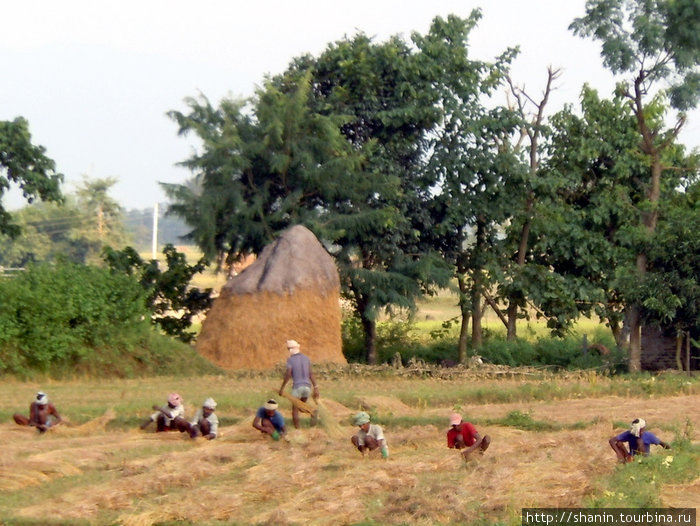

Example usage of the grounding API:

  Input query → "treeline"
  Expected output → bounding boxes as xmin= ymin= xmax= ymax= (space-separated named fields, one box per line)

xmin=0 ymin=180 xmax=191 ymax=267
xmin=1 ymin=2 xmax=698 ymax=374
xmin=162 ymin=5 xmax=700 ymax=370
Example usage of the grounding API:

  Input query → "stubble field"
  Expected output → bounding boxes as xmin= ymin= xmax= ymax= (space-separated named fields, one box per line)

xmin=0 ymin=369 xmax=698 ymax=525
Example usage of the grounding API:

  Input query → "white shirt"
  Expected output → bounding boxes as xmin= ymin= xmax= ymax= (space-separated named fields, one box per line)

xmin=151 ymin=403 xmax=185 ymax=425
xmin=190 ymin=409 xmax=219 ymax=437
xmin=357 ymin=423 xmax=385 ymax=446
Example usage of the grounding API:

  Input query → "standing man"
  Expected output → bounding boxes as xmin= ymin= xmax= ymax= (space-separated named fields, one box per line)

xmin=609 ymin=418 xmax=671 ymax=463
xmin=13 ymin=391 xmax=63 ymax=433
xmin=279 ymin=339 xmax=319 ymax=429
xmin=447 ymin=413 xmax=490 ymax=460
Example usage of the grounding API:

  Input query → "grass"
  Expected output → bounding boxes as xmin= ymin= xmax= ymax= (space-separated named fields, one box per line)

xmin=0 ymin=371 xmax=697 ymax=524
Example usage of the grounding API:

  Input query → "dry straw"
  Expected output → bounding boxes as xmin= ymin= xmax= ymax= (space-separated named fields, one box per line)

xmin=197 ymin=225 xmax=346 ymax=370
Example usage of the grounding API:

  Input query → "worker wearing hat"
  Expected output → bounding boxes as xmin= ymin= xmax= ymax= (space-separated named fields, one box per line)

xmin=279 ymin=339 xmax=320 ymax=429
xmin=351 ymin=411 xmax=389 ymax=458
xmin=609 ymin=418 xmax=671 ymax=463
xmin=447 ymin=413 xmax=490 ymax=460
xmin=141 ymin=392 xmax=188 ymax=432
xmin=253 ymin=399 xmax=286 ymax=440
xmin=13 ymin=391 xmax=63 ymax=433
xmin=188 ymin=398 xmax=219 ymax=440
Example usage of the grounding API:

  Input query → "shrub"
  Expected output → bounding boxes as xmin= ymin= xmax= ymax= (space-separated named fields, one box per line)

xmin=0 ymin=261 xmax=218 ymax=377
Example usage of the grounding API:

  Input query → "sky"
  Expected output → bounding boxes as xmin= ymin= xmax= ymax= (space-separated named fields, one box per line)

xmin=2 ymin=0 xmax=699 ymax=211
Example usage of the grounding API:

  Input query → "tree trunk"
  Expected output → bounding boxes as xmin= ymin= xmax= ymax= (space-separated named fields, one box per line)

xmin=471 ymin=270 xmax=483 ymax=350
xmin=457 ymin=274 xmax=471 ymax=364
xmin=675 ymin=332 xmax=684 ymax=371
xmin=361 ymin=313 xmax=377 ymax=365
xmin=627 ymin=302 xmax=642 ymax=373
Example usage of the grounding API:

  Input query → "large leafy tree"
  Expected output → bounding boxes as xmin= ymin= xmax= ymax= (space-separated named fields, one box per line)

xmin=168 ymin=22 xmax=471 ymax=363
xmin=536 ymin=87 xmax=645 ymax=343
xmin=418 ymin=12 xmax=522 ymax=360
xmin=291 ymin=29 xmax=456 ymax=363
xmin=0 ymin=117 xmax=63 ymax=237
xmin=571 ymin=0 xmax=700 ymax=370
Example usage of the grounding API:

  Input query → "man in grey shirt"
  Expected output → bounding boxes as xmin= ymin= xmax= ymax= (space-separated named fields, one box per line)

xmin=278 ymin=339 xmax=319 ymax=429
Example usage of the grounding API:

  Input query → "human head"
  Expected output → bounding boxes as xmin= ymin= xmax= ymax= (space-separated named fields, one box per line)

xmin=354 ymin=411 xmax=371 ymax=431
xmin=286 ymin=339 xmax=301 ymax=355
xmin=202 ymin=398 xmax=217 ymax=415
xmin=36 ymin=391 xmax=49 ymax=407
xmin=630 ymin=418 xmax=646 ymax=437
xmin=450 ymin=413 xmax=462 ymax=427
xmin=167 ymin=393 xmax=182 ymax=408
xmin=264 ymin=398 xmax=278 ymax=416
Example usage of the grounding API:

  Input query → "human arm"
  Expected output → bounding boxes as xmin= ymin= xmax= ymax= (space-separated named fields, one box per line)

xmin=609 ymin=436 xmax=632 ymax=462
xmin=461 ymin=432 xmax=485 ymax=457
xmin=279 ymin=368 xmax=292 ymax=395
xmin=309 ymin=369 xmax=319 ymax=400
xmin=48 ymin=404 xmax=63 ymax=426
xmin=204 ymin=414 xmax=218 ymax=440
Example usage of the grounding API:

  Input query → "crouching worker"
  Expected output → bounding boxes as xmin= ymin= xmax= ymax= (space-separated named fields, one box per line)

xmin=252 ymin=399 xmax=286 ymax=440
xmin=13 ymin=391 xmax=63 ymax=433
xmin=141 ymin=392 xmax=188 ymax=432
xmin=447 ymin=413 xmax=490 ymax=460
xmin=609 ymin=418 xmax=671 ymax=463
xmin=188 ymin=398 xmax=219 ymax=440
xmin=351 ymin=411 xmax=389 ymax=458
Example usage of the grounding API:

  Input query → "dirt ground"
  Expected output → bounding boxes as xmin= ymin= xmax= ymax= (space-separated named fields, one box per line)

xmin=0 ymin=393 xmax=698 ymax=525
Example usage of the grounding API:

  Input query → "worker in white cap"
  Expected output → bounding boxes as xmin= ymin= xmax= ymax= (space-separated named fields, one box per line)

xmin=13 ymin=391 xmax=63 ymax=433
xmin=188 ymin=398 xmax=219 ymax=440
xmin=279 ymin=339 xmax=319 ymax=429
xmin=609 ymin=418 xmax=671 ymax=462
xmin=253 ymin=399 xmax=286 ymax=440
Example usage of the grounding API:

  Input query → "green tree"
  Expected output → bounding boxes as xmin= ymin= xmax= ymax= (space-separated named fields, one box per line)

xmin=418 ymin=12 xmax=522 ymax=360
xmin=103 ymin=244 xmax=213 ymax=343
xmin=0 ymin=117 xmax=63 ymax=237
xmin=536 ymin=87 xmax=644 ymax=343
xmin=0 ymin=177 xmax=129 ymax=266
xmin=0 ymin=200 xmax=90 ymax=266
xmin=168 ymin=23 xmax=464 ymax=363
xmin=74 ymin=176 xmax=129 ymax=262
xmin=293 ymin=28 xmax=457 ymax=363
xmin=571 ymin=0 xmax=700 ymax=371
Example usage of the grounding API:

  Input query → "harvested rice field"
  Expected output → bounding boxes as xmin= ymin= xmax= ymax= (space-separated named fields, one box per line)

xmin=0 ymin=368 xmax=697 ymax=525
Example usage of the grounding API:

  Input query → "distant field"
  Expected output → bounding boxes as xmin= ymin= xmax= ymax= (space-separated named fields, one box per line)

xmin=0 ymin=371 xmax=697 ymax=525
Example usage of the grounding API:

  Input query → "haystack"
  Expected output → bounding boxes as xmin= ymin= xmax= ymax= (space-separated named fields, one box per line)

xmin=197 ymin=225 xmax=346 ymax=369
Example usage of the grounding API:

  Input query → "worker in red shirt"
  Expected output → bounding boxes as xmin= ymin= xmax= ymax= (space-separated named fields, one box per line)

xmin=447 ymin=413 xmax=490 ymax=460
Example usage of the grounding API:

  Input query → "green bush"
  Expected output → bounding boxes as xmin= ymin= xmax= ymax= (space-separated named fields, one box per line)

xmin=0 ymin=261 xmax=220 ymax=378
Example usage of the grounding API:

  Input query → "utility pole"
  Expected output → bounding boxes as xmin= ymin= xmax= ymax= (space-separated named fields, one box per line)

xmin=152 ymin=202 xmax=159 ymax=261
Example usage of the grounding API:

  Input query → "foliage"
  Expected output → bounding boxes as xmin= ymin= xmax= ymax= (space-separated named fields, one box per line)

xmin=103 ymin=244 xmax=213 ymax=343
xmin=0 ymin=117 xmax=63 ymax=238
xmin=570 ymin=0 xmax=700 ymax=111
xmin=0 ymin=177 xmax=131 ymax=266
xmin=0 ymin=260 xmax=148 ymax=374
xmin=571 ymin=0 xmax=700 ymax=371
